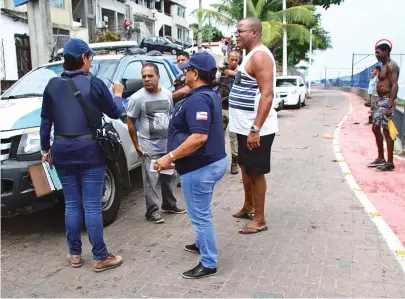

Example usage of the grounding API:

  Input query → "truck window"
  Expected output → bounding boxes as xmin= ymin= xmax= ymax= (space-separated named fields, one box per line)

xmin=153 ymin=62 xmax=172 ymax=89
xmin=122 ymin=61 xmax=143 ymax=80
xmin=1 ymin=59 xmax=120 ymax=99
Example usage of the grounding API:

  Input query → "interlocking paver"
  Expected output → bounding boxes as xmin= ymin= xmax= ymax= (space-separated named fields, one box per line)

xmin=2 ymin=90 xmax=405 ymax=298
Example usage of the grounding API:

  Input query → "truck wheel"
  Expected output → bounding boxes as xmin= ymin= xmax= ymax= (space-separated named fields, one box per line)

xmin=102 ymin=161 xmax=123 ymax=226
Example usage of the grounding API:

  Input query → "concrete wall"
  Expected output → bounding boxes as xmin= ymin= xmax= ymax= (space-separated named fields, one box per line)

xmin=0 ymin=15 xmax=29 ymax=80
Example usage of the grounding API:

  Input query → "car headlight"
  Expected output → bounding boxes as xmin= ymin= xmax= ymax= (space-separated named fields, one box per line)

xmin=17 ymin=128 xmax=54 ymax=155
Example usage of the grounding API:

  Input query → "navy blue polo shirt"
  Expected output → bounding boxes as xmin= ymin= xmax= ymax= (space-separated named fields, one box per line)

xmin=167 ymin=85 xmax=226 ymax=175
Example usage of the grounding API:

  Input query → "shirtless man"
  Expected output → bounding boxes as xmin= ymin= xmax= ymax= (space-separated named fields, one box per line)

xmin=368 ymin=43 xmax=400 ymax=171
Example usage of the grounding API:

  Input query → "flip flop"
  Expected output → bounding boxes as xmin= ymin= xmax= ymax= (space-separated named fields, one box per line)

xmin=239 ymin=225 xmax=268 ymax=235
xmin=232 ymin=211 xmax=254 ymax=220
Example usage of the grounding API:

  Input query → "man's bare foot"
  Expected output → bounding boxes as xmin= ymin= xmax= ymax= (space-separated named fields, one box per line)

xmin=239 ymin=220 xmax=267 ymax=234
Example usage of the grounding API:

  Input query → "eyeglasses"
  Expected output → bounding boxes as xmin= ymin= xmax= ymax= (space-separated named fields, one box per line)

xmin=234 ymin=28 xmax=256 ymax=36
xmin=182 ymin=68 xmax=194 ymax=74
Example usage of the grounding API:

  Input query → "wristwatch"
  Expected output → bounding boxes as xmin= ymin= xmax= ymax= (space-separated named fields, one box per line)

xmin=250 ymin=125 xmax=260 ymax=133
xmin=168 ymin=152 xmax=176 ymax=162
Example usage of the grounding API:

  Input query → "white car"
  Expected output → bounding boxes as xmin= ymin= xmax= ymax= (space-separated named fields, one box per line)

xmin=275 ymin=76 xmax=307 ymax=109
xmin=184 ymin=43 xmax=212 ymax=55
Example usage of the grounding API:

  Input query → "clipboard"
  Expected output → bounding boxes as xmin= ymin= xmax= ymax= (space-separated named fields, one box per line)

xmin=28 ymin=162 xmax=62 ymax=197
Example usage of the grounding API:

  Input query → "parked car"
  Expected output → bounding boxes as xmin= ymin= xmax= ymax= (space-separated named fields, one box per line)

xmin=0 ymin=53 xmax=180 ymax=225
xmin=275 ymin=76 xmax=307 ymax=109
xmin=184 ymin=43 xmax=212 ymax=55
xmin=140 ymin=36 xmax=183 ymax=55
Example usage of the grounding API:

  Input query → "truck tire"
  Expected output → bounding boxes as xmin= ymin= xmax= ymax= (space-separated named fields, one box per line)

xmin=102 ymin=161 xmax=123 ymax=226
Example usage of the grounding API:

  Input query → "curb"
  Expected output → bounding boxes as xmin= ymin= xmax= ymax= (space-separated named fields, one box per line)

xmin=333 ymin=93 xmax=405 ymax=274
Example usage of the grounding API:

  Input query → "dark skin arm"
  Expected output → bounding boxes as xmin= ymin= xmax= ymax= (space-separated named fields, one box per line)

xmin=245 ymin=51 xmax=275 ymax=150
xmin=127 ymin=117 xmax=144 ymax=156
xmin=387 ymin=62 xmax=399 ymax=116
xmin=173 ymin=85 xmax=191 ymax=101
xmin=154 ymin=133 xmax=208 ymax=171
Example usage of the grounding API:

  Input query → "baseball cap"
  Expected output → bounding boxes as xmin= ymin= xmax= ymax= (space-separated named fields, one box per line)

xmin=178 ymin=52 xmax=216 ymax=72
xmin=63 ymin=38 xmax=96 ymax=58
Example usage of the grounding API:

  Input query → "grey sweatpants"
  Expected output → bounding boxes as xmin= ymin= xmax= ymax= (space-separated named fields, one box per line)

xmin=141 ymin=155 xmax=177 ymax=217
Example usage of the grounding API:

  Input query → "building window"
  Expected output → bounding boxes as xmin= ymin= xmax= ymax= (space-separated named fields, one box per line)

xmin=49 ymin=0 xmax=64 ymax=9
xmin=177 ymin=28 xmax=182 ymax=40
xmin=177 ymin=6 xmax=185 ymax=18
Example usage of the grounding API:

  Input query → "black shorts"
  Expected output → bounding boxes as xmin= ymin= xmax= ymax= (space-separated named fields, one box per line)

xmin=237 ymin=133 xmax=275 ymax=175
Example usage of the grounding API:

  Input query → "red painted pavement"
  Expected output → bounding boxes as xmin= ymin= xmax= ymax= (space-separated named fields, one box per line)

xmin=338 ymin=92 xmax=405 ymax=246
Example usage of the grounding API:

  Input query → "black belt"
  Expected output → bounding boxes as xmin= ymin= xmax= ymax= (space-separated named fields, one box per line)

xmin=54 ymin=133 xmax=96 ymax=141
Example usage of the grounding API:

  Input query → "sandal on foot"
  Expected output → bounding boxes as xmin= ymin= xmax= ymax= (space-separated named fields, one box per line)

xmin=232 ymin=211 xmax=254 ymax=220
xmin=239 ymin=225 xmax=268 ymax=234
xmin=67 ymin=254 xmax=83 ymax=268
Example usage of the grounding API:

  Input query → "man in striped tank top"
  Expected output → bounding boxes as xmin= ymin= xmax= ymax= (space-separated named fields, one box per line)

xmin=229 ymin=17 xmax=279 ymax=234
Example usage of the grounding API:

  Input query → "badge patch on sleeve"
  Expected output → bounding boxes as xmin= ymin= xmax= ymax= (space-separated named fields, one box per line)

xmin=196 ymin=111 xmax=208 ymax=120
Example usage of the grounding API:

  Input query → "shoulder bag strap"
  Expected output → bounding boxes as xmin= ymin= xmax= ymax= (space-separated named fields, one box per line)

xmin=66 ymin=77 xmax=98 ymax=131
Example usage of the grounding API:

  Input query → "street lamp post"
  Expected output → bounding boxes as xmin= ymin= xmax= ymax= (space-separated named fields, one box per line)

xmin=197 ymin=0 xmax=202 ymax=52
xmin=308 ymin=28 xmax=313 ymax=94
xmin=282 ymin=0 xmax=287 ymax=76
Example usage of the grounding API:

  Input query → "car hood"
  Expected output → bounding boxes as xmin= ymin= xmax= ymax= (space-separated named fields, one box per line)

xmin=275 ymin=87 xmax=298 ymax=93
xmin=0 ymin=97 xmax=42 ymax=131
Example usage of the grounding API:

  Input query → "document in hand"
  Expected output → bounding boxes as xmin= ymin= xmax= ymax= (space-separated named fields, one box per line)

xmin=149 ymin=159 xmax=175 ymax=175
xmin=28 ymin=162 xmax=62 ymax=197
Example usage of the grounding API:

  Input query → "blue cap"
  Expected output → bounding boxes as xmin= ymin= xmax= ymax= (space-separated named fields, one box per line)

xmin=178 ymin=52 xmax=216 ymax=72
xmin=63 ymin=38 xmax=96 ymax=58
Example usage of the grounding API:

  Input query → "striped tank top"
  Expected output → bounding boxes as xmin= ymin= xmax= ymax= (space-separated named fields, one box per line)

xmin=228 ymin=44 xmax=279 ymax=136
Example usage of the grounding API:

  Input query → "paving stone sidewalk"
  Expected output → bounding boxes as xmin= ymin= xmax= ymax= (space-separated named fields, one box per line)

xmin=1 ymin=90 xmax=405 ymax=298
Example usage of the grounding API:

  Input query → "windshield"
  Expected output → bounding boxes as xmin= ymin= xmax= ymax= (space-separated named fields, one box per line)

xmin=276 ymin=78 xmax=298 ymax=87
xmin=2 ymin=59 xmax=119 ymax=99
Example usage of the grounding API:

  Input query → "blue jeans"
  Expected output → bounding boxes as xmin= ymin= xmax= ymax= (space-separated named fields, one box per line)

xmin=56 ymin=164 xmax=109 ymax=261
xmin=180 ymin=158 xmax=227 ymax=268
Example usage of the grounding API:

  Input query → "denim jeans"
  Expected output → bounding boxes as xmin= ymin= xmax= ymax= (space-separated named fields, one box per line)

xmin=56 ymin=164 xmax=109 ymax=261
xmin=180 ymin=158 xmax=227 ymax=268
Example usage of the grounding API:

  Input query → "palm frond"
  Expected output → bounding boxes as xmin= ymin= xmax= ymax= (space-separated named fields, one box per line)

xmin=261 ymin=20 xmax=283 ymax=46
xmin=285 ymin=23 xmax=311 ymax=43
xmin=190 ymin=8 xmax=236 ymax=27
xmin=247 ymin=0 xmax=258 ymax=17
xmin=270 ymin=6 xmax=317 ymax=27
xmin=254 ymin=0 xmax=271 ymax=16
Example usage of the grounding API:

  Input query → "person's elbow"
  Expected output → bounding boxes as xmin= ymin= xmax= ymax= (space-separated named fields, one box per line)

xmin=262 ymin=89 xmax=274 ymax=106
xmin=192 ymin=133 xmax=208 ymax=145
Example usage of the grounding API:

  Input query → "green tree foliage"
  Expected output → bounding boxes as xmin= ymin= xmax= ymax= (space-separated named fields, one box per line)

xmin=97 ymin=31 xmax=120 ymax=42
xmin=189 ymin=23 xmax=224 ymax=42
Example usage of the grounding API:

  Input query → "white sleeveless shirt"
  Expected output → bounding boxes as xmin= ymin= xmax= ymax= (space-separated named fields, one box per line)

xmin=228 ymin=44 xmax=279 ymax=136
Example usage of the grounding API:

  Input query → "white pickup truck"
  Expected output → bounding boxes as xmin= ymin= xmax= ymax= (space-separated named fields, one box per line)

xmin=0 ymin=53 xmax=179 ymax=225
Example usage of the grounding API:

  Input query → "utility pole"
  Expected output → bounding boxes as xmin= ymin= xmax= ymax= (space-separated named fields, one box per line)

xmin=351 ymin=52 xmax=354 ymax=87
xmin=27 ymin=0 xmax=54 ymax=68
xmin=324 ymin=66 xmax=327 ymax=87
xmin=243 ymin=0 xmax=247 ymax=58
xmin=197 ymin=0 xmax=202 ymax=53
xmin=308 ymin=28 xmax=313 ymax=94
xmin=282 ymin=0 xmax=287 ymax=76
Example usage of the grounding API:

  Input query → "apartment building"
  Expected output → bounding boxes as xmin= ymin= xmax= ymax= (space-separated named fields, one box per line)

xmin=0 ymin=0 xmax=89 ymax=82
xmin=96 ymin=0 xmax=191 ymax=44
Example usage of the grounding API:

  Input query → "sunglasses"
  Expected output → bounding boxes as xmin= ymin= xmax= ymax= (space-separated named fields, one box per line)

xmin=234 ymin=28 xmax=256 ymax=36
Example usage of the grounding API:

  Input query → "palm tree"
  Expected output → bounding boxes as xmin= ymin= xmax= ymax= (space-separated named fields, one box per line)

xmin=191 ymin=0 xmax=317 ymax=47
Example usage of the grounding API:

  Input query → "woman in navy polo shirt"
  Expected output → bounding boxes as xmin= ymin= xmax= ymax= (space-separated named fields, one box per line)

xmin=155 ymin=52 xmax=227 ymax=279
